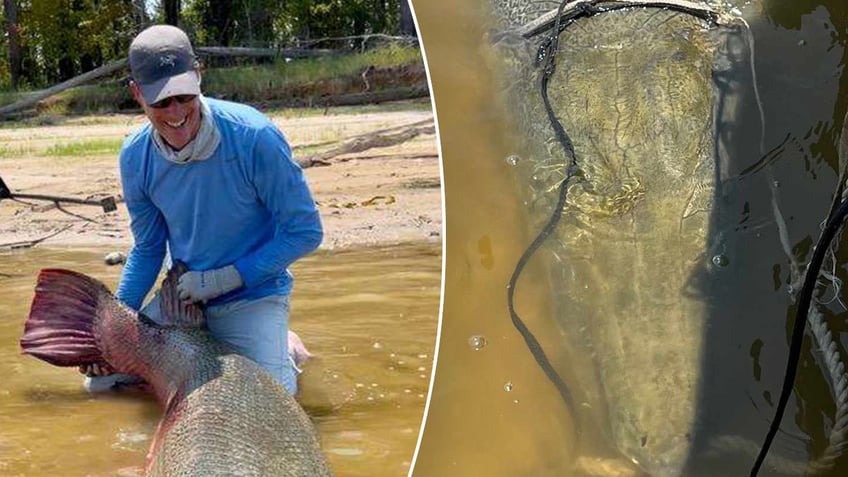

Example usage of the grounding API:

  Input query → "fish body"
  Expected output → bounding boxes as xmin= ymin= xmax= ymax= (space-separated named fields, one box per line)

xmin=20 ymin=265 xmax=332 ymax=477
xmin=487 ymin=2 xmax=737 ymax=476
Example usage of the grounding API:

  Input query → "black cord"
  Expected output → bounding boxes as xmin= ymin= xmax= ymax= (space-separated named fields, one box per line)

xmin=506 ymin=0 xmax=581 ymax=431
xmin=750 ymin=196 xmax=848 ymax=476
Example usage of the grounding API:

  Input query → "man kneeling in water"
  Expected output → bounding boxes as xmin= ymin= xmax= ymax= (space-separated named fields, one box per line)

xmin=82 ymin=24 xmax=322 ymax=395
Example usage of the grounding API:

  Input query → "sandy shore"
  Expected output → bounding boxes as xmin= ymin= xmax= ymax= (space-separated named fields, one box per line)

xmin=0 ymin=107 xmax=442 ymax=253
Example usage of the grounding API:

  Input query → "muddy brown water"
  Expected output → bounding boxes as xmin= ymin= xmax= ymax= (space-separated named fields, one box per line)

xmin=411 ymin=1 xmax=578 ymax=475
xmin=412 ymin=0 xmax=848 ymax=476
xmin=0 ymin=244 xmax=439 ymax=476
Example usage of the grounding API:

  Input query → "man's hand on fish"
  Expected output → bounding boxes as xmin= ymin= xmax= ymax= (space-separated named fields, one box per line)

xmin=176 ymin=265 xmax=243 ymax=303
xmin=78 ymin=362 xmax=113 ymax=376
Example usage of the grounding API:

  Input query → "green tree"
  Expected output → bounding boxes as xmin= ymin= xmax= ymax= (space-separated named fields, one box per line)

xmin=1 ymin=0 xmax=409 ymax=90
xmin=185 ymin=0 xmax=403 ymax=49
xmin=23 ymin=0 xmax=136 ymax=85
xmin=163 ymin=0 xmax=179 ymax=25
xmin=3 ymin=0 xmax=22 ymax=88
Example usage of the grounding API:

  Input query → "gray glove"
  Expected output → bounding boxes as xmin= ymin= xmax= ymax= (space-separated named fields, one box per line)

xmin=177 ymin=265 xmax=243 ymax=303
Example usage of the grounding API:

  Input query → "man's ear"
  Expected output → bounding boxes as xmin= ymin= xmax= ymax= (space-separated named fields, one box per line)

xmin=128 ymin=81 xmax=146 ymax=108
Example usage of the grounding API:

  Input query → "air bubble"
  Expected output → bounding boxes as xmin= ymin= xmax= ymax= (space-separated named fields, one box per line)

xmin=712 ymin=254 xmax=729 ymax=267
xmin=468 ymin=335 xmax=487 ymax=351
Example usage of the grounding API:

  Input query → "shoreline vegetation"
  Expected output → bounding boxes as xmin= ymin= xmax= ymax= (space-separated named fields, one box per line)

xmin=0 ymin=43 xmax=428 ymax=121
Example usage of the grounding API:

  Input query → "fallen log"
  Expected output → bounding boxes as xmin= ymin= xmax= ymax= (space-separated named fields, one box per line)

xmin=0 ymin=224 xmax=73 ymax=250
xmin=195 ymin=46 xmax=337 ymax=59
xmin=298 ymin=34 xmax=419 ymax=49
xmin=318 ymin=86 xmax=430 ymax=107
xmin=266 ymin=86 xmax=430 ymax=111
xmin=297 ymin=118 xmax=435 ymax=168
xmin=0 ymin=59 xmax=127 ymax=117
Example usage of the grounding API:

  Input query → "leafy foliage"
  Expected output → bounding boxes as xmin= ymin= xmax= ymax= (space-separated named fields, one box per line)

xmin=0 ymin=0 xmax=411 ymax=90
xmin=18 ymin=0 xmax=137 ymax=85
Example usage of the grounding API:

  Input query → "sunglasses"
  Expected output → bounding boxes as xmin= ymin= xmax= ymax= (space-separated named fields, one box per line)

xmin=149 ymin=94 xmax=197 ymax=109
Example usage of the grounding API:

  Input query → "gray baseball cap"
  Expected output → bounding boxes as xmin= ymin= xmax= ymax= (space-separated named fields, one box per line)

xmin=129 ymin=25 xmax=200 ymax=105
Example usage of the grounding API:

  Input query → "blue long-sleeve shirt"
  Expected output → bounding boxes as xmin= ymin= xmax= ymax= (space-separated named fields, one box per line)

xmin=116 ymin=98 xmax=323 ymax=310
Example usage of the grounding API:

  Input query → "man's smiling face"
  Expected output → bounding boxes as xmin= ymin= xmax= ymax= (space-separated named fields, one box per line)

xmin=130 ymin=82 xmax=201 ymax=151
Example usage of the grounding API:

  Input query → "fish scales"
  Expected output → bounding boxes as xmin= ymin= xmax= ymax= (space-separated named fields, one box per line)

xmin=148 ymin=353 xmax=325 ymax=476
xmin=21 ymin=267 xmax=332 ymax=477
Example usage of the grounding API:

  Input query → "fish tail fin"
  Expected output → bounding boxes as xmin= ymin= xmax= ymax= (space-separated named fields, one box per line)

xmin=20 ymin=268 xmax=111 ymax=367
xmin=158 ymin=260 xmax=205 ymax=327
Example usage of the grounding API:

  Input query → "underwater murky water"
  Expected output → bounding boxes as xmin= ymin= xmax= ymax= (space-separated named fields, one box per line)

xmin=412 ymin=0 xmax=848 ymax=475
xmin=0 ymin=244 xmax=439 ymax=476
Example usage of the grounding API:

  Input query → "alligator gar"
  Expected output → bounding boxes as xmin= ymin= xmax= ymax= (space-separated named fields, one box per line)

xmin=488 ymin=1 xmax=738 ymax=476
xmin=20 ymin=263 xmax=332 ymax=476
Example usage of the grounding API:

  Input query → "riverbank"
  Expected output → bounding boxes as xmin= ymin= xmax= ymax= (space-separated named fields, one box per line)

xmin=0 ymin=105 xmax=441 ymax=254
